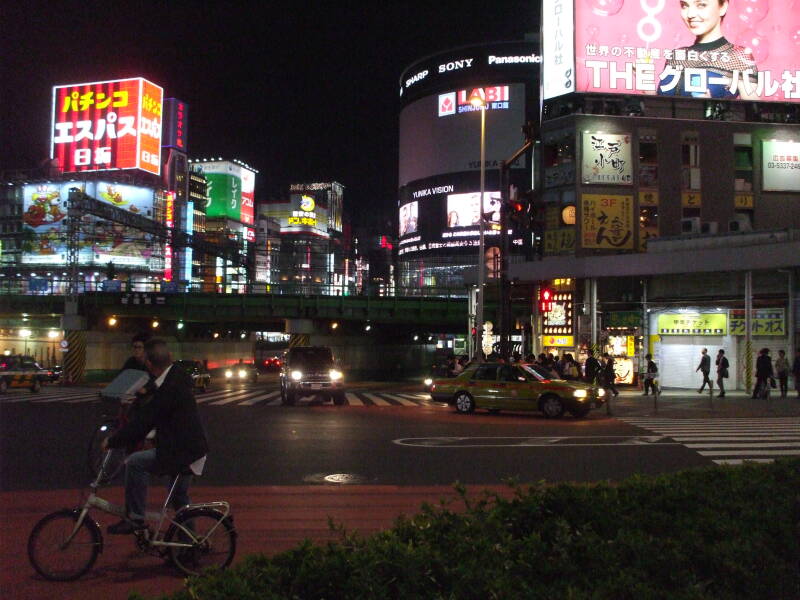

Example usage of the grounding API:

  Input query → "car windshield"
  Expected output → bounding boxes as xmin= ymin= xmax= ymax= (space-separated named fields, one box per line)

xmin=520 ymin=364 xmax=560 ymax=381
xmin=291 ymin=348 xmax=333 ymax=366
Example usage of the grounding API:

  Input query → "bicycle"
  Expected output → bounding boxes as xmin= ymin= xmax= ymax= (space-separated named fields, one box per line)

xmin=27 ymin=451 xmax=237 ymax=581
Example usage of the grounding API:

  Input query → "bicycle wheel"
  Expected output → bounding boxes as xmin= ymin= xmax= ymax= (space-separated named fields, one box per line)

xmin=87 ymin=423 xmax=125 ymax=483
xmin=165 ymin=507 xmax=237 ymax=576
xmin=28 ymin=509 xmax=101 ymax=581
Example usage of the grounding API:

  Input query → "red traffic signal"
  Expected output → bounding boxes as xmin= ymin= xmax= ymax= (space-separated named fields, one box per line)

xmin=538 ymin=287 xmax=553 ymax=314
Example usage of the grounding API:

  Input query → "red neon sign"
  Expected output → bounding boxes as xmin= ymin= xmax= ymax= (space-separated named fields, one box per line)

xmin=51 ymin=78 xmax=163 ymax=175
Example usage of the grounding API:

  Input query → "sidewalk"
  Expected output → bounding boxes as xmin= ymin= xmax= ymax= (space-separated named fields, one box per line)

xmin=603 ymin=387 xmax=800 ymax=418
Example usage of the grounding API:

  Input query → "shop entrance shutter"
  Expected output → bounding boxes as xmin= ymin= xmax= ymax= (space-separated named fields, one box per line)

xmin=658 ymin=337 xmax=724 ymax=389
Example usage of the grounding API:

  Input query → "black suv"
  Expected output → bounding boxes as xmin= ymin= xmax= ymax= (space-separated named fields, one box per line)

xmin=280 ymin=346 xmax=345 ymax=405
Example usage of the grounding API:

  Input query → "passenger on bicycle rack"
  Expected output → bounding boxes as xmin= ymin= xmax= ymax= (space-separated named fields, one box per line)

xmin=102 ymin=338 xmax=208 ymax=535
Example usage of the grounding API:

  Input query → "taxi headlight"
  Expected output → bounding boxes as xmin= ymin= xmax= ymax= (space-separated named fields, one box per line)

xmin=290 ymin=370 xmax=303 ymax=381
xmin=573 ymin=389 xmax=588 ymax=399
xmin=423 ymin=377 xmax=433 ymax=387
xmin=238 ymin=369 xmax=247 ymax=378
xmin=597 ymin=388 xmax=606 ymax=397
xmin=225 ymin=369 xmax=233 ymax=378
xmin=329 ymin=369 xmax=343 ymax=381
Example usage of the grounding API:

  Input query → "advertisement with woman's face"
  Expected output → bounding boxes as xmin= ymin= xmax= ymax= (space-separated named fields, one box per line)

xmin=542 ymin=0 xmax=800 ymax=102
xmin=399 ymin=201 xmax=418 ymax=236
xmin=446 ymin=192 xmax=501 ymax=228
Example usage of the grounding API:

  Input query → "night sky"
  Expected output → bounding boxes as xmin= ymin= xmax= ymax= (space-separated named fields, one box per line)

xmin=2 ymin=1 xmax=536 ymax=227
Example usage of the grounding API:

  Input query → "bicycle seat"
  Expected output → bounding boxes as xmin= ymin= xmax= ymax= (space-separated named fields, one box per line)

xmin=172 ymin=455 xmax=206 ymax=478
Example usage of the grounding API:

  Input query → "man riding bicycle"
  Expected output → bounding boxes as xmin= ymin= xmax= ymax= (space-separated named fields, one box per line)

xmin=102 ymin=338 xmax=208 ymax=534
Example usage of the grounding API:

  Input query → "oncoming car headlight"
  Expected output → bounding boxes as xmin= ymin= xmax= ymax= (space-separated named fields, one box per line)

xmin=597 ymin=388 xmax=606 ymax=397
xmin=225 ymin=369 xmax=233 ymax=378
xmin=290 ymin=370 xmax=303 ymax=381
xmin=423 ymin=377 xmax=433 ymax=387
xmin=329 ymin=369 xmax=343 ymax=381
xmin=573 ymin=389 xmax=588 ymax=399
xmin=238 ymin=369 xmax=247 ymax=378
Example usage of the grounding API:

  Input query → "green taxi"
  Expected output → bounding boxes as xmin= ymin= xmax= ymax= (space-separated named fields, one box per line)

xmin=429 ymin=362 xmax=605 ymax=418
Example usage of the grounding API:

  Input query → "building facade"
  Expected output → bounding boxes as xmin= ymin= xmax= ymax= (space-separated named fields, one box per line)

xmin=397 ymin=40 xmax=541 ymax=296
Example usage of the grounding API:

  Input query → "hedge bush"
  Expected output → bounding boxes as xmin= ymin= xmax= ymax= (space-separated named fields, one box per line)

xmin=138 ymin=459 xmax=800 ymax=600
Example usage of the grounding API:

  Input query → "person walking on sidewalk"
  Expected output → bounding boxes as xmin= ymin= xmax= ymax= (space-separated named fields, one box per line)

xmin=774 ymin=349 xmax=789 ymax=399
xmin=715 ymin=349 xmax=729 ymax=397
xmin=752 ymin=348 xmax=774 ymax=399
xmin=643 ymin=353 xmax=658 ymax=396
xmin=584 ymin=349 xmax=601 ymax=385
xmin=601 ymin=353 xmax=619 ymax=398
xmin=696 ymin=348 xmax=712 ymax=393
xmin=793 ymin=349 xmax=800 ymax=399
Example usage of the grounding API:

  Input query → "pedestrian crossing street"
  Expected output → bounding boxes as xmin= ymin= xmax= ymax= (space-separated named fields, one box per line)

xmin=0 ymin=386 xmax=437 ymax=408
xmin=619 ymin=417 xmax=800 ymax=465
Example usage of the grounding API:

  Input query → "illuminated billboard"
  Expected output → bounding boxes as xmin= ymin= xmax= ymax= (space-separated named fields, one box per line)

xmin=399 ymin=201 xmax=418 ymax=236
xmin=199 ymin=160 xmax=256 ymax=224
xmin=542 ymin=1 xmax=800 ymax=103
xmin=51 ymin=78 xmax=164 ymax=174
xmin=399 ymin=83 xmax=527 ymax=186
xmin=21 ymin=181 xmax=158 ymax=267
xmin=445 ymin=191 xmax=501 ymax=228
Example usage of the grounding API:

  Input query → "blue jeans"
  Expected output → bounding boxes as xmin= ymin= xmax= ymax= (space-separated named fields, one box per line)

xmin=124 ymin=448 xmax=191 ymax=521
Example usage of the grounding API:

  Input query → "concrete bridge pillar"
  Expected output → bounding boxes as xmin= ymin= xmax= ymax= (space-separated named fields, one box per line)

xmin=286 ymin=318 xmax=313 ymax=347
xmin=61 ymin=298 xmax=87 ymax=384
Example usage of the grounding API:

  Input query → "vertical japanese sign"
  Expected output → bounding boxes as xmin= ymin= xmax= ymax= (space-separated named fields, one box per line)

xmin=582 ymin=132 xmax=632 ymax=184
xmin=762 ymin=141 xmax=800 ymax=191
xmin=542 ymin=0 xmax=575 ymax=100
xmin=164 ymin=191 xmax=175 ymax=282
xmin=162 ymin=98 xmax=188 ymax=151
xmin=51 ymin=78 xmax=163 ymax=175
xmin=240 ymin=166 xmax=255 ymax=226
xmin=581 ymin=193 xmax=634 ymax=250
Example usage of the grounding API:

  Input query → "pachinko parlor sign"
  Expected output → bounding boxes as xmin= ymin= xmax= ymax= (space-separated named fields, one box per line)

xmin=542 ymin=0 xmax=800 ymax=102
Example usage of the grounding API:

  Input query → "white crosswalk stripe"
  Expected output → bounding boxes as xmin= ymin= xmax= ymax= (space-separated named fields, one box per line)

xmin=345 ymin=392 xmax=364 ymax=406
xmin=363 ymin=393 xmax=391 ymax=406
xmin=239 ymin=391 xmax=280 ymax=406
xmin=620 ymin=417 xmax=800 ymax=464
xmin=2 ymin=386 xmax=437 ymax=408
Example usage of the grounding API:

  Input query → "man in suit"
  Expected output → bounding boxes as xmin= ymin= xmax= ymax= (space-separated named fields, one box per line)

xmin=103 ymin=338 xmax=208 ymax=534
xmin=696 ymin=348 xmax=712 ymax=394
xmin=715 ymin=349 xmax=730 ymax=398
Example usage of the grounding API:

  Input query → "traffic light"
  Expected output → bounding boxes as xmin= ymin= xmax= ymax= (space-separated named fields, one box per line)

xmin=539 ymin=287 xmax=553 ymax=314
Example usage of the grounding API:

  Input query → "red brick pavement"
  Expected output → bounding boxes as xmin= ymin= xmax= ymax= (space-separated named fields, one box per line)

xmin=1 ymin=484 xmax=513 ymax=600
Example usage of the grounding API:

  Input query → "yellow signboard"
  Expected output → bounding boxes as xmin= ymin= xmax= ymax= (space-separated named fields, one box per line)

xmin=681 ymin=192 xmax=702 ymax=207
xmin=543 ymin=335 xmax=574 ymax=347
xmin=638 ymin=190 xmax=658 ymax=207
xmin=729 ymin=308 xmax=785 ymax=336
xmin=544 ymin=229 xmax=575 ymax=255
xmin=657 ymin=313 xmax=727 ymax=335
xmin=734 ymin=193 xmax=754 ymax=209
xmin=581 ymin=194 xmax=634 ymax=250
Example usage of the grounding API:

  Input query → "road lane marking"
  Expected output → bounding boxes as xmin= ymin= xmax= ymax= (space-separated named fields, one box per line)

xmin=345 ymin=392 xmax=364 ymax=406
xmin=209 ymin=390 xmax=264 ymax=405
xmin=393 ymin=436 xmax=678 ymax=448
xmin=363 ymin=393 xmax=391 ymax=406
xmin=381 ymin=393 xmax=418 ymax=406
xmin=239 ymin=391 xmax=280 ymax=406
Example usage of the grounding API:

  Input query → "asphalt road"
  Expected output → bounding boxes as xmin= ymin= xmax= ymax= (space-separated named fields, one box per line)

xmin=6 ymin=380 xmax=798 ymax=491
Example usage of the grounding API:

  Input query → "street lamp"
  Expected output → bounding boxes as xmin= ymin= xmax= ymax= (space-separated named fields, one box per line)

xmin=470 ymin=94 xmax=487 ymax=361
xmin=19 ymin=328 xmax=32 ymax=355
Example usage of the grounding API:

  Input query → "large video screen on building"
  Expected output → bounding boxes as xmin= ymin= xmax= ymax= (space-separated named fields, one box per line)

xmin=21 ymin=181 xmax=159 ymax=267
xmin=542 ymin=0 xmax=800 ymax=103
xmin=51 ymin=78 xmax=164 ymax=174
xmin=398 ymin=83 xmax=527 ymax=187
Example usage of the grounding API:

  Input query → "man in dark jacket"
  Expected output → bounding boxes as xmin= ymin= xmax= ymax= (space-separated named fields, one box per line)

xmin=715 ymin=349 xmax=730 ymax=398
xmin=696 ymin=348 xmax=712 ymax=394
xmin=601 ymin=353 xmax=619 ymax=397
xmin=643 ymin=353 xmax=658 ymax=396
xmin=752 ymin=347 xmax=774 ymax=399
xmin=104 ymin=339 xmax=208 ymax=534
xmin=584 ymin=349 xmax=601 ymax=384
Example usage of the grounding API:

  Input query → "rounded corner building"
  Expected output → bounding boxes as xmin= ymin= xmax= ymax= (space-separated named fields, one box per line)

xmin=397 ymin=39 xmax=541 ymax=296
